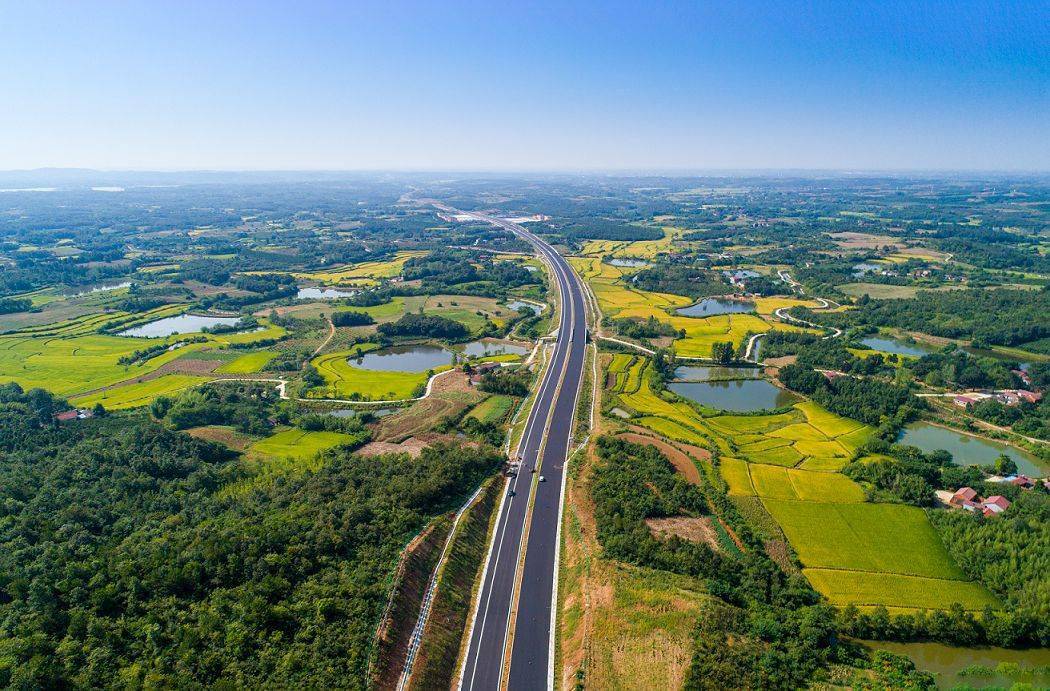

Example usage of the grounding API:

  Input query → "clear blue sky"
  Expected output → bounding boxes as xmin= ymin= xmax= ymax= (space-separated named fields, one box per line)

xmin=1 ymin=0 xmax=1046 ymax=171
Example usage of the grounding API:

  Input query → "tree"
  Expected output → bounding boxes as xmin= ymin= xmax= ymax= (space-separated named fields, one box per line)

xmin=711 ymin=341 xmax=735 ymax=365
xmin=993 ymin=453 xmax=1018 ymax=476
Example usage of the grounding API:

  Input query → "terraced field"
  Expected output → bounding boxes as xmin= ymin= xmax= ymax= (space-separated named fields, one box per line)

xmin=604 ymin=353 xmax=997 ymax=611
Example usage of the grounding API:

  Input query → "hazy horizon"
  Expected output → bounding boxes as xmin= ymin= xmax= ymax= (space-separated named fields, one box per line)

xmin=2 ymin=1 xmax=1047 ymax=171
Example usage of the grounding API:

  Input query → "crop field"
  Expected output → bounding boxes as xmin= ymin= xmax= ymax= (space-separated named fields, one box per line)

xmin=577 ymin=226 xmax=683 ymax=259
xmin=804 ymin=570 xmax=999 ymax=610
xmin=216 ymin=351 xmax=276 ymax=374
xmin=262 ymin=250 xmax=426 ymax=285
xmin=308 ymin=349 xmax=445 ymax=401
xmin=71 ymin=374 xmax=208 ymax=410
xmin=571 ymin=257 xmax=808 ymax=356
xmin=249 ymin=428 xmax=356 ymax=462
xmin=751 ymin=297 xmax=821 ymax=315
xmin=602 ymin=352 xmax=989 ymax=611
xmin=747 ymin=465 xmax=865 ymax=502
xmin=761 ymin=500 xmax=965 ymax=579
xmin=465 ymin=394 xmax=515 ymax=424
xmin=0 ymin=309 xmax=285 ymax=399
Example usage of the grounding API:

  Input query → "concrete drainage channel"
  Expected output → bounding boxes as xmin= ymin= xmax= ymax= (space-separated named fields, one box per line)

xmin=395 ymin=483 xmax=487 ymax=691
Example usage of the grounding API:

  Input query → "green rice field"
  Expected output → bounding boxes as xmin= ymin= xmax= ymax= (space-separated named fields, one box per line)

xmin=603 ymin=352 xmax=995 ymax=611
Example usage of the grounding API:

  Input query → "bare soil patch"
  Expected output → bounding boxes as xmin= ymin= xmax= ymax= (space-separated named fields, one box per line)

xmin=763 ymin=355 xmax=797 ymax=368
xmin=646 ymin=516 xmax=722 ymax=552
xmin=828 ymin=231 xmax=903 ymax=250
xmin=184 ymin=425 xmax=255 ymax=452
xmin=357 ymin=436 xmax=430 ymax=458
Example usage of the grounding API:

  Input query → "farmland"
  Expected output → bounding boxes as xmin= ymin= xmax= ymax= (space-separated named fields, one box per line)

xmin=602 ymin=352 xmax=996 ymax=611
xmin=216 ymin=351 xmax=276 ymax=373
xmin=307 ymin=347 xmax=443 ymax=401
xmin=570 ymin=257 xmax=810 ymax=356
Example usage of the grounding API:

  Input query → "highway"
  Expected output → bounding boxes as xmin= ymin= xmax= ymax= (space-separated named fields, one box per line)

xmin=434 ymin=204 xmax=588 ymax=691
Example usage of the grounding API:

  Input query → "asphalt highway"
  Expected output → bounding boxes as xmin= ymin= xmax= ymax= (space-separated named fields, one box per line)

xmin=438 ymin=206 xmax=588 ymax=691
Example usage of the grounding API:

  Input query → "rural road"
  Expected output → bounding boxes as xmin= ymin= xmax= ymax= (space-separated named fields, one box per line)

xmin=432 ymin=204 xmax=588 ymax=691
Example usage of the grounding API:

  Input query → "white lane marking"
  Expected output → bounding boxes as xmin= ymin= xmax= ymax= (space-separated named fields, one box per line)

xmin=460 ymin=216 xmax=571 ymax=691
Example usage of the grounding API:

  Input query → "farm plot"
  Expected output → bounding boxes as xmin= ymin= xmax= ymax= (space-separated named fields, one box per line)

xmin=249 ymin=428 xmax=357 ymax=462
xmin=761 ymin=500 xmax=965 ymax=579
xmin=216 ymin=351 xmax=276 ymax=374
xmin=266 ymin=251 xmax=426 ymax=285
xmin=602 ymin=352 xmax=989 ymax=612
xmin=71 ymin=374 xmax=208 ymax=410
xmin=0 ymin=309 xmax=285 ymax=398
xmin=804 ymin=569 xmax=999 ymax=610
xmin=466 ymin=394 xmax=515 ymax=424
xmin=748 ymin=465 xmax=865 ymax=503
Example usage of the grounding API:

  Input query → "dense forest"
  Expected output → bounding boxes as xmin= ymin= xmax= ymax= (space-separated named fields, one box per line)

xmin=799 ymin=289 xmax=1050 ymax=352
xmin=0 ymin=383 xmax=500 ymax=688
xmin=778 ymin=363 xmax=920 ymax=429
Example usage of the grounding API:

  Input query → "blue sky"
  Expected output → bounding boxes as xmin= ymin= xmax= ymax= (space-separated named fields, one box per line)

xmin=0 ymin=0 xmax=1046 ymax=171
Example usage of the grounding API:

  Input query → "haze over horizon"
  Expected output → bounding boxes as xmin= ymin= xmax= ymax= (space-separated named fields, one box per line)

xmin=2 ymin=0 xmax=1047 ymax=172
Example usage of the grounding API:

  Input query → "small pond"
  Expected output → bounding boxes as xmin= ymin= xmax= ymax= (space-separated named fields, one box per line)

xmin=723 ymin=269 xmax=759 ymax=281
xmin=506 ymin=300 xmax=545 ymax=314
xmin=296 ymin=286 xmax=356 ymax=300
xmin=348 ymin=344 xmax=453 ymax=372
xmin=677 ymin=297 xmax=755 ymax=318
xmin=119 ymin=314 xmax=242 ymax=338
xmin=961 ymin=346 xmax=1033 ymax=370
xmin=859 ymin=335 xmax=938 ymax=358
xmin=67 ymin=281 xmax=131 ymax=297
xmin=897 ymin=422 xmax=1046 ymax=476
xmin=852 ymin=262 xmax=881 ymax=277
xmin=461 ymin=340 xmax=529 ymax=358
xmin=329 ymin=408 xmax=396 ymax=419
xmin=674 ymin=365 xmax=760 ymax=381
xmin=607 ymin=258 xmax=647 ymax=268
xmin=863 ymin=640 xmax=1050 ymax=690
xmin=669 ymin=379 xmax=799 ymax=412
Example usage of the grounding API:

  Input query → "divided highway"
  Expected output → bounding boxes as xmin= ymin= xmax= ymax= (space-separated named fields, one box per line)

xmin=435 ymin=205 xmax=588 ymax=691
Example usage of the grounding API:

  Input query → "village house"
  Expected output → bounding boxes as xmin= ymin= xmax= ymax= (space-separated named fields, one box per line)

xmin=980 ymin=495 xmax=1011 ymax=517
xmin=53 ymin=408 xmax=95 ymax=422
xmin=948 ymin=486 xmax=978 ymax=509
xmin=946 ymin=486 xmax=1015 ymax=517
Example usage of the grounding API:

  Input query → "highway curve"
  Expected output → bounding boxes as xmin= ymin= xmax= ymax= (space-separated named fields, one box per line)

xmin=436 ymin=205 xmax=588 ymax=691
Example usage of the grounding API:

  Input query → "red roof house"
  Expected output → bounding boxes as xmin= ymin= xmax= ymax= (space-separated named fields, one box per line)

xmin=949 ymin=487 xmax=978 ymax=508
xmin=54 ymin=410 xmax=79 ymax=422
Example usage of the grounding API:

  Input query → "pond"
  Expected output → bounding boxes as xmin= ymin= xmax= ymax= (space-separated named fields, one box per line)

xmin=852 ymin=262 xmax=881 ymax=277
xmin=119 ymin=314 xmax=242 ymax=338
xmin=897 ymin=422 xmax=1047 ymax=476
xmin=506 ymin=300 xmax=545 ymax=314
xmin=348 ymin=344 xmax=453 ymax=372
xmin=962 ymin=346 xmax=1033 ymax=370
xmin=460 ymin=340 xmax=529 ymax=358
xmin=863 ymin=640 xmax=1050 ymax=689
xmin=296 ymin=286 xmax=356 ymax=300
xmin=67 ymin=281 xmax=131 ymax=297
xmin=607 ymin=258 xmax=647 ymax=268
xmin=723 ymin=269 xmax=760 ymax=282
xmin=329 ymin=407 xmax=396 ymax=419
xmin=674 ymin=365 xmax=761 ymax=381
xmin=668 ymin=379 xmax=799 ymax=412
xmin=859 ymin=335 xmax=938 ymax=358
xmin=676 ymin=297 xmax=755 ymax=318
